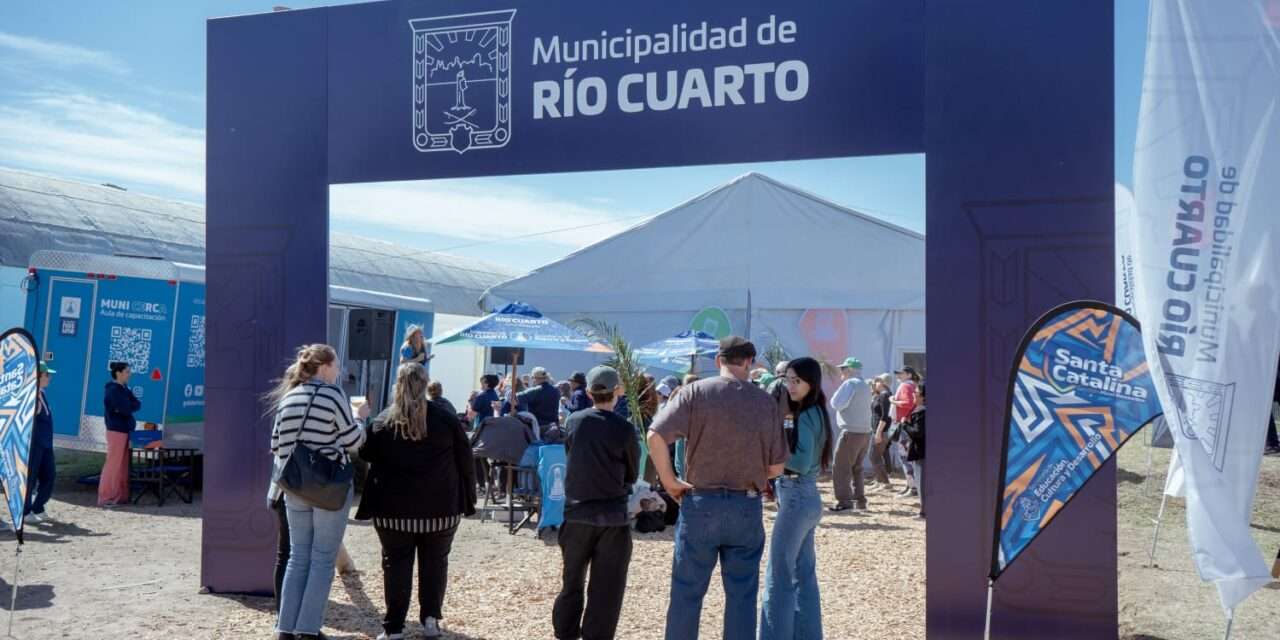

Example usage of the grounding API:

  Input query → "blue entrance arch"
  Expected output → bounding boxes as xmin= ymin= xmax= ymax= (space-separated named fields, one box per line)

xmin=206 ymin=2 xmax=1114 ymax=637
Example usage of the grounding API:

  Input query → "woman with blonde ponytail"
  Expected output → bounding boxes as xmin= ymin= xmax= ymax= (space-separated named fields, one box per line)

xmin=268 ymin=344 xmax=369 ymax=640
xmin=356 ymin=363 xmax=477 ymax=639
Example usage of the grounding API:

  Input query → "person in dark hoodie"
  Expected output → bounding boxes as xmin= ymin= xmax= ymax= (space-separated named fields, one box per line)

xmin=25 ymin=362 xmax=57 ymax=522
xmin=553 ymin=365 xmax=639 ymax=640
xmin=357 ymin=362 xmax=477 ymax=640
xmin=99 ymin=361 xmax=140 ymax=507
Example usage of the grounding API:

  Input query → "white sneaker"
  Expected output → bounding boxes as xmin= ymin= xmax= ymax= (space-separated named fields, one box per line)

xmin=423 ymin=617 xmax=442 ymax=638
xmin=26 ymin=513 xmax=44 ymax=524
xmin=375 ymin=633 xmax=404 ymax=640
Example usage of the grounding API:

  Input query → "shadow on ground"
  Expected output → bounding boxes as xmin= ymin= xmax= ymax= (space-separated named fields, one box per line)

xmin=0 ymin=576 xmax=54 ymax=610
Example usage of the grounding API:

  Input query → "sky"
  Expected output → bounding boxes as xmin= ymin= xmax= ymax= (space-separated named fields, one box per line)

xmin=0 ymin=1 xmax=1149 ymax=271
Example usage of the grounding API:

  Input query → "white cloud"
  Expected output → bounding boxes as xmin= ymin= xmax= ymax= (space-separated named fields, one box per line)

xmin=330 ymin=181 xmax=643 ymax=249
xmin=0 ymin=31 xmax=130 ymax=75
xmin=0 ymin=92 xmax=204 ymax=197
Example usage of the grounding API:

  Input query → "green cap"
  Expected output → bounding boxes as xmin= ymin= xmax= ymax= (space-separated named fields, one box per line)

xmin=38 ymin=361 xmax=55 ymax=375
xmin=839 ymin=357 xmax=862 ymax=370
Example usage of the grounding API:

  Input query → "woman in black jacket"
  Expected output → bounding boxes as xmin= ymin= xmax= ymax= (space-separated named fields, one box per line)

xmin=901 ymin=383 xmax=926 ymax=519
xmin=356 ymin=363 xmax=476 ymax=640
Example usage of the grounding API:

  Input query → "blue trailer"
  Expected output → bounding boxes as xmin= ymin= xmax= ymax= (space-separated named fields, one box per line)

xmin=23 ymin=250 xmax=432 ymax=452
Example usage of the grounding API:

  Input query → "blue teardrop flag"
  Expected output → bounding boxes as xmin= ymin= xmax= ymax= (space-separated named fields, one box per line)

xmin=991 ymin=301 xmax=1163 ymax=579
xmin=0 ymin=329 xmax=38 ymax=543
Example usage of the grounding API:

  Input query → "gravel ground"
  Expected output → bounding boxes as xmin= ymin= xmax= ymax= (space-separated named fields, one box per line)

xmin=3 ymin=448 xmax=1276 ymax=639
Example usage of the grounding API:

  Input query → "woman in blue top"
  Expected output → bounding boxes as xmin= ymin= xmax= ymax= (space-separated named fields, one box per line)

xmin=466 ymin=374 xmax=501 ymax=429
xmin=761 ymin=356 xmax=831 ymax=640
xmin=399 ymin=325 xmax=432 ymax=366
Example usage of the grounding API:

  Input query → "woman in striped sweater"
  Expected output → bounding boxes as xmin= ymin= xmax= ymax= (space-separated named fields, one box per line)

xmin=269 ymin=344 xmax=368 ymax=640
xmin=356 ymin=362 xmax=477 ymax=640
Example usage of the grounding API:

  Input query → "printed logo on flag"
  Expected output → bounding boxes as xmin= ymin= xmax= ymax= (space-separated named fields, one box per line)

xmin=992 ymin=302 xmax=1163 ymax=578
xmin=410 ymin=10 xmax=517 ymax=154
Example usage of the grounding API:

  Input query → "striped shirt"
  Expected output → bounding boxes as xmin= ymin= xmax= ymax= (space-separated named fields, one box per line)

xmin=270 ymin=382 xmax=365 ymax=463
xmin=373 ymin=514 xmax=461 ymax=534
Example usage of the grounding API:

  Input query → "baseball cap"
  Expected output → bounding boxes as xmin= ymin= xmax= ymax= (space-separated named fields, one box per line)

xmin=717 ymin=335 xmax=757 ymax=361
xmin=587 ymin=365 xmax=620 ymax=392
xmin=38 ymin=361 xmax=56 ymax=375
xmin=839 ymin=357 xmax=862 ymax=370
xmin=570 ymin=371 xmax=587 ymax=385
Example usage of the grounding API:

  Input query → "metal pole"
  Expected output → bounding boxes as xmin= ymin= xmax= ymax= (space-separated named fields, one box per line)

xmin=1148 ymin=491 xmax=1170 ymax=567
xmin=7 ymin=544 xmax=20 ymax=638
xmin=1223 ymin=609 xmax=1234 ymax=640
xmin=983 ymin=579 xmax=994 ymax=640
xmin=1143 ymin=429 xmax=1154 ymax=497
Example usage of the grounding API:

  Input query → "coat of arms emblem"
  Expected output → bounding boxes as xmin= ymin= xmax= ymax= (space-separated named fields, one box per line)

xmin=1167 ymin=374 xmax=1236 ymax=471
xmin=410 ymin=10 xmax=516 ymax=154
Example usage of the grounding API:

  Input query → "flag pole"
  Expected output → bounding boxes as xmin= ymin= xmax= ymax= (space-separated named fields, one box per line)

xmin=1142 ymin=428 xmax=1154 ymax=497
xmin=7 ymin=542 xmax=20 ymax=639
xmin=1223 ymin=609 xmax=1234 ymax=640
xmin=1147 ymin=491 xmax=1169 ymax=567
xmin=983 ymin=578 xmax=994 ymax=640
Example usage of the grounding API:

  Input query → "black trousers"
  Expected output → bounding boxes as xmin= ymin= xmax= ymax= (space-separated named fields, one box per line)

xmin=552 ymin=522 xmax=632 ymax=640
xmin=24 ymin=444 xmax=55 ymax=515
xmin=273 ymin=496 xmax=290 ymax=613
xmin=375 ymin=525 xmax=457 ymax=634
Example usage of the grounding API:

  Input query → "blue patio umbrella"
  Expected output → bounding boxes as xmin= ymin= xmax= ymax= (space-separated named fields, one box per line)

xmin=635 ymin=330 xmax=721 ymax=374
xmin=429 ymin=302 xmax=611 ymax=399
xmin=430 ymin=302 xmax=611 ymax=354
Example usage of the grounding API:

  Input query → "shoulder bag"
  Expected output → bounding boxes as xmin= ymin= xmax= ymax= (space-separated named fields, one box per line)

xmin=273 ymin=384 xmax=355 ymax=511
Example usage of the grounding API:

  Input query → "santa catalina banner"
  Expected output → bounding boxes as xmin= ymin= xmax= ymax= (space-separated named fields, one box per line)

xmin=991 ymin=302 xmax=1163 ymax=578
xmin=0 ymin=329 xmax=39 ymax=541
xmin=1131 ymin=0 xmax=1280 ymax=612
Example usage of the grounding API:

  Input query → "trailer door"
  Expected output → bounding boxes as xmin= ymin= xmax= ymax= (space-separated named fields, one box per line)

xmin=40 ymin=278 xmax=96 ymax=436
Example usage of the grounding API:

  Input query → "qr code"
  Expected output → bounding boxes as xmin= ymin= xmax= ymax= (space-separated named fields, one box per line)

xmin=109 ymin=326 xmax=152 ymax=372
xmin=186 ymin=315 xmax=205 ymax=368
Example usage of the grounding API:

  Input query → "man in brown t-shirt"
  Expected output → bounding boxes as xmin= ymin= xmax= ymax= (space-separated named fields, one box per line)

xmin=647 ymin=336 xmax=789 ymax=640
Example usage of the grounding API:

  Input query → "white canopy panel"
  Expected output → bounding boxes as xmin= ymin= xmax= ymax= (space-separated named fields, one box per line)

xmin=482 ymin=172 xmax=924 ymax=314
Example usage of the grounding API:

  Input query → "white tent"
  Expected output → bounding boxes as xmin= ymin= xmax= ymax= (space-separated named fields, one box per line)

xmin=481 ymin=172 xmax=925 ymax=380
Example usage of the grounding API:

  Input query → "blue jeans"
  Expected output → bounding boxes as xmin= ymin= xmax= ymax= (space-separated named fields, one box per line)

xmin=666 ymin=490 xmax=765 ymax=640
xmin=912 ymin=460 xmax=925 ymax=515
xmin=760 ymin=476 xmax=823 ymax=640
xmin=277 ymin=487 xmax=353 ymax=635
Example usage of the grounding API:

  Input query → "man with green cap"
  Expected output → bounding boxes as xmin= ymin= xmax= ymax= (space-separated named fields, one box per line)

xmin=828 ymin=357 xmax=872 ymax=511
xmin=26 ymin=361 xmax=58 ymax=522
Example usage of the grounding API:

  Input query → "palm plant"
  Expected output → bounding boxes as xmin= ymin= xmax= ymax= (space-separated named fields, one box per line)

xmin=761 ymin=330 xmax=791 ymax=372
xmin=572 ymin=318 xmax=651 ymax=477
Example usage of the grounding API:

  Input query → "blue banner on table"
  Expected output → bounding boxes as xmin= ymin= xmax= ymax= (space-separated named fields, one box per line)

xmin=991 ymin=301 xmax=1162 ymax=578
xmin=0 ymin=328 xmax=39 ymax=541
xmin=538 ymin=444 xmax=567 ymax=530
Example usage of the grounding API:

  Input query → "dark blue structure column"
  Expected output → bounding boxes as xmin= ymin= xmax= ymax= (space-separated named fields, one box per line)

xmin=204 ymin=9 xmax=330 ymax=593
xmin=925 ymin=1 xmax=1116 ymax=638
